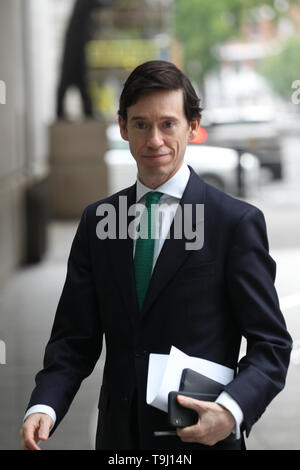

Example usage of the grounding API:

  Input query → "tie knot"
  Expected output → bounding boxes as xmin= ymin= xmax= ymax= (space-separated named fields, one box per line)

xmin=145 ymin=191 xmax=163 ymax=207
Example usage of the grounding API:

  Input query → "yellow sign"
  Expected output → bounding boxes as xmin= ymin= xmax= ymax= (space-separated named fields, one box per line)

xmin=86 ymin=39 xmax=159 ymax=69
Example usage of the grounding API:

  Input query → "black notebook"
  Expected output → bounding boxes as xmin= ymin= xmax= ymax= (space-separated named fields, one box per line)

xmin=180 ymin=368 xmax=225 ymax=395
xmin=168 ymin=368 xmax=225 ymax=428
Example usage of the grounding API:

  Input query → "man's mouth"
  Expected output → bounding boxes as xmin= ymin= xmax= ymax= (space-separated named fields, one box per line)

xmin=143 ymin=153 xmax=170 ymax=159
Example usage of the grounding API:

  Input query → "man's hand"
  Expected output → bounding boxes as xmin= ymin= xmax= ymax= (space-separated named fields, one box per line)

xmin=20 ymin=413 xmax=53 ymax=450
xmin=176 ymin=395 xmax=235 ymax=446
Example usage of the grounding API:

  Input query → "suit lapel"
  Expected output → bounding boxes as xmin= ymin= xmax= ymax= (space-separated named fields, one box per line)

xmin=108 ymin=183 xmax=139 ymax=325
xmin=108 ymin=168 xmax=206 ymax=324
xmin=140 ymin=168 xmax=206 ymax=319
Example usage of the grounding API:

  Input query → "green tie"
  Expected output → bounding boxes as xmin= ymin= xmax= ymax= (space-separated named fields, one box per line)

xmin=134 ymin=191 xmax=163 ymax=311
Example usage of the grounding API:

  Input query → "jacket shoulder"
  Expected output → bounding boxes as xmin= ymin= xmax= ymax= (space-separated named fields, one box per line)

xmin=204 ymin=180 xmax=263 ymax=221
xmin=82 ymin=184 xmax=136 ymax=218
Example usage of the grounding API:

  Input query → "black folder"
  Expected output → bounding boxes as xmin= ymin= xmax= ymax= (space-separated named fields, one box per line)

xmin=180 ymin=368 xmax=225 ymax=395
xmin=168 ymin=368 xmax=225 ymax=428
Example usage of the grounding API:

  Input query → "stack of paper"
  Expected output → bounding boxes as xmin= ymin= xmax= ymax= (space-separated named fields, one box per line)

xmin=146 ymin=346 xmax=234 ymax=412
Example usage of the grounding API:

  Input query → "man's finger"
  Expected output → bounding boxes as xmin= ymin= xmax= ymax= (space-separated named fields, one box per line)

xmin=175 ymin=396 xmax=202 ymax=440
xmin=20 ymin=413 xmax=53 ymax=450
xmin=38 ymin=415 xmax=52 ymax=441
xmin=176 ymin=394 xmax=209 ymax=413
xmin=176 ymin=421 xmax=200 ymax=438
xmin=21 ymin=426 xmax=42 ymax=451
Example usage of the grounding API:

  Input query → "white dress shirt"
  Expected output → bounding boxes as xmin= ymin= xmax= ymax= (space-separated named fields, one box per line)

xmin=24 ymin=162 xmax=243 ymax=439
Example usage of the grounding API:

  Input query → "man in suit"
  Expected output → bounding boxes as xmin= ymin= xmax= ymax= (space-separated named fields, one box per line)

xmin=20 ymin=61 xmax=292 ymax=450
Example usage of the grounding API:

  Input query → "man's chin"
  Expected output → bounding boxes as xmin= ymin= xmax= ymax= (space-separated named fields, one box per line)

xmin=138 ymin=164 xmax=180 ymax=187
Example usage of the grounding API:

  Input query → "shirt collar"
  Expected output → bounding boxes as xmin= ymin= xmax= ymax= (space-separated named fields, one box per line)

xmin=136 ymin=162 xmax=190 ymax=203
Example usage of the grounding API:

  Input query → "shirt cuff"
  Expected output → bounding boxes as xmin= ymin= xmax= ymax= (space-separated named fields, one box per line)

xmin=215 ymin=391 xmax=244 ymax=440
xmin=23 ymin=405 xmax=56 ymax=430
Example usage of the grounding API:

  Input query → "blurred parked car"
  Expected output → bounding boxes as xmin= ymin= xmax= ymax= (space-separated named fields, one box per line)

xmin=104 ymin=124 xmax=260 ymax=198
xmin=201 ymin=106 xmax=283 ymax=181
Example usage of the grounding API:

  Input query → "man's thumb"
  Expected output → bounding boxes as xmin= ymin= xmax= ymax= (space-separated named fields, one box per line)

xmin=177 ymin=394 xmax=207 ymax=412
xmin=38 ymin=416 xmax=52 ymax=441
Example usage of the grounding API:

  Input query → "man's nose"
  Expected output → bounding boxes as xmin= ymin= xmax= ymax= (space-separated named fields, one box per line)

xmin=147 ymin=127 xmax=164 ymax=148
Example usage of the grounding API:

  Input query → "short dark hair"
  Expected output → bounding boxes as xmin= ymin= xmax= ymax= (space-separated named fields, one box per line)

xmin=118 ymin=60 xmax=202 ymax=122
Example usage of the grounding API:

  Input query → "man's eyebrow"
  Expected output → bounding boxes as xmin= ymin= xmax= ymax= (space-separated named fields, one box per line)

xmin=130 ymin=116 xmax=147 ymax=121
xmin=129 ymin=115 xmax=179 ymax=122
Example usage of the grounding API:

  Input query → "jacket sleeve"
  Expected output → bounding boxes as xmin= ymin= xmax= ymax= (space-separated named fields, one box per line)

xmin=26 ymin=207 xmax=103 ymax=432
xmin=224 ymin=207 xmax=292 ymax=437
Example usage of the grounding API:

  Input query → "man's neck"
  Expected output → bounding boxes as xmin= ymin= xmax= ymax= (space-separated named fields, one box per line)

xmin=138 ymin=164 xmax=183 ymax=189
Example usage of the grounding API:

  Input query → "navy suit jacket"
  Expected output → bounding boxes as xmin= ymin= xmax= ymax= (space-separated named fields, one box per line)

xmin=27 ymin=167 xmax=292 ymax=450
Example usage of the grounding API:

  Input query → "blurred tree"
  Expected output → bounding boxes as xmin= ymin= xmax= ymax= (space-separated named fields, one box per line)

xmin=258 ymin=36 xmax=300 ymax=99
xmin=174 ymin=0 xmax=299 ymax=84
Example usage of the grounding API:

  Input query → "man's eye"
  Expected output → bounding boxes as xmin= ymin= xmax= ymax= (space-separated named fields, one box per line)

xmin=164 ymin=121 xmax=173 ymax=128
xmin=136 ymin=122 xmax=147 ymax=129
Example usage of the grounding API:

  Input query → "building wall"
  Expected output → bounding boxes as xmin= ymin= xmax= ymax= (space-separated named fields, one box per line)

xmin=0 ymin=0 xmax=75 ymax=284
xmin=0 ymin=0 xmax=27 ymax=284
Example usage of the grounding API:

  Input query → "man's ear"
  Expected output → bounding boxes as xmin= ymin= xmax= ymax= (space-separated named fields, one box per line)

xmin=188 ymin=117 xmax=201 ymax=141
xmin=118 ymin=115 xmax=129 ymax=141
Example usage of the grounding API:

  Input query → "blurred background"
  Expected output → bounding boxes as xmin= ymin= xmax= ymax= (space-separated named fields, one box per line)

xmin=0 ymin=0 xmax=300 ymax=450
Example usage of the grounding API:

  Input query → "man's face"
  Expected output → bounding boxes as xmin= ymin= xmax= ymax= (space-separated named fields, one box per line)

xmin=118 ymin=89 xmax=200 ymax=188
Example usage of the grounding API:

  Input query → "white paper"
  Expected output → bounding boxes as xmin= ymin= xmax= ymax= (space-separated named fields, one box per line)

xmin=146 ymin=346 xmax=234 ymax=413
